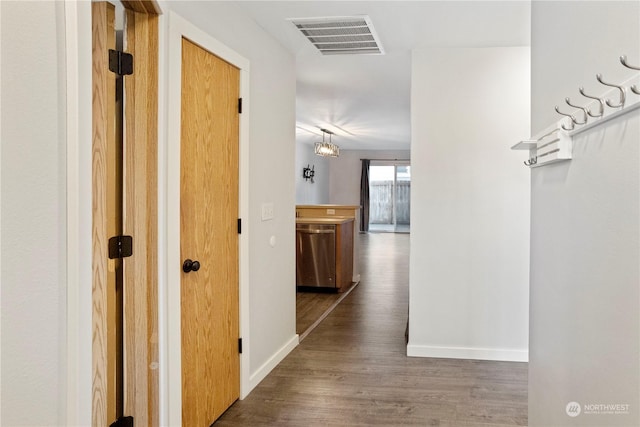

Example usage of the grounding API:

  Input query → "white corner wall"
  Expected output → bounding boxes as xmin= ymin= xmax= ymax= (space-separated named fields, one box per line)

xmin=408 ymin=47 xmax=530 ymax=362
xmin=529 ymin=2 xmax=639 ymax=426
xmin=1 ymin=1 xmax=67 ymax=425
xmin=328 ymin=149 xmax=411 ymax=205
xmin=161 ymin=0 xmax=297 ymax=395
xmin=295 ymin=138 xmax=330 ymax=204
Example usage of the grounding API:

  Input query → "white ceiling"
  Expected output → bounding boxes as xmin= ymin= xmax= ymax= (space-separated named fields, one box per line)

xmin=237 ymin=1 xmax=531 ymax=150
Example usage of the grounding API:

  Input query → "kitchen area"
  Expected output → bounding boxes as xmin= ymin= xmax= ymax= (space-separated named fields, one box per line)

xmin=295 ymin=204 xmax=360 ymax=339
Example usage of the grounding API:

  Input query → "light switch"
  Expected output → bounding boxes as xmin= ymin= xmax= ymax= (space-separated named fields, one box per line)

xmin=261 ymin=203 xmax=274 ymax=221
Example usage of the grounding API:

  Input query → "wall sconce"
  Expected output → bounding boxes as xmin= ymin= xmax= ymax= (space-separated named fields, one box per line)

xmin=314 ymin=129 xmax=340 ymax=157
xmin=303 ymin=164 xmax=315 ymax=183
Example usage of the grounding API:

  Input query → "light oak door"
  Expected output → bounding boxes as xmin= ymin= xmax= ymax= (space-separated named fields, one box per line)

xmin=92 ymin=3 xmax=123 ymax=424
xmin=180 ymin=38 xmax=240 ymax=426
xmin=93 ymin=2 xmax=160 ymax=425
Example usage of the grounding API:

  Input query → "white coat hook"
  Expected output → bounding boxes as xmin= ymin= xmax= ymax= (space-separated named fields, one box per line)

xmin=564 ymin=97 xmax=588 ymax=124
xmin=596 ymin=73 xmax=626 ymax=108
xmin=620 ymin=55 xmax=640 ymax=71
xmin=554 ymin=106 xmax=577 ymax=130
xmin=578 ymin=87 xmax=605 ymax=117
xmin=619 ymin=56 xmax=640 ymax=95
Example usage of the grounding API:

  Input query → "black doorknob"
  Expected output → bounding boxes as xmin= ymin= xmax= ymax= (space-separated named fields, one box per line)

xmin=183 ymin=259 xmax=201 ymax=273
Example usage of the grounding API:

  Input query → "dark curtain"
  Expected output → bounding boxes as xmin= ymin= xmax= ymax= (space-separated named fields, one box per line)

xmin=360 ymin=159 xmax=370 ymax=232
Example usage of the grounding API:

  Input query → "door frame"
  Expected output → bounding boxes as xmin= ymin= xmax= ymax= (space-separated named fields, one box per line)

xmin=66 ymin=0 xmax=160 ymax=424
xmin=164 ymin=11 xmax=251 ymax=426
xmin=91 ymin=1 xmax=160 ymax=425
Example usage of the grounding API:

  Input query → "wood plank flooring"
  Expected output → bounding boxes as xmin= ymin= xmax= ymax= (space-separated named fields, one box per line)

xmin=296 ymin=281 xmax=358 ymax=340
xmin=217 ymin=233 xmax=528 ymax=426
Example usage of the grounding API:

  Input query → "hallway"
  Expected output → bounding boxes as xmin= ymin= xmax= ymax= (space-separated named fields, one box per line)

xmin=217 ymin=233 xmax=527 ymax=426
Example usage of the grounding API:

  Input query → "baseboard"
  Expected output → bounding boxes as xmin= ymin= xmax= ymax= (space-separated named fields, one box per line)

xmin=247 ymin=334 xmax=299 ymax=392
xmin=406 ymin=343 xmax=528 ymax=362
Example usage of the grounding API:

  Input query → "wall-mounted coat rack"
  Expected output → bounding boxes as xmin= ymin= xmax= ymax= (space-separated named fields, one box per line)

xmin=513 ymin=55 xmax=640 ymax=168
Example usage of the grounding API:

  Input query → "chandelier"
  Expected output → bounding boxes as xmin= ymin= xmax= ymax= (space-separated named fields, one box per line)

xmin=314 ymin=129 xmax=340 ymax=157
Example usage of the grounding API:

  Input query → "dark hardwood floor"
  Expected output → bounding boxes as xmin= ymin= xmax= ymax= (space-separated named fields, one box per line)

xmin=296 ymin=281 xmax=358 ymax=340
xmin=217 ymin=233 xmax=528 ymax=426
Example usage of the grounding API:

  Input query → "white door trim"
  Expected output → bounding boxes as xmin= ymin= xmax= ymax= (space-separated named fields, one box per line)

xmin=64 ymin=0 xmax=93 ymax=424
xmin=164 ymin=11 xmax=251 ymax=426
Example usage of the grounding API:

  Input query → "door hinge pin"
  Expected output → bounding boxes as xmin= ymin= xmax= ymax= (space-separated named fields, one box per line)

xmin=238 ymin=338 xmax=243 ymax=354
xmin=108 ymin=235 xmax=133 ymax=259
xmin=237 ymin=218 xmax=242 ymax=234
xmin=109 ymin=416 xmax=134 ymax=427
xmin=238 ymin=97 xmax=243 ymax=114
xmin=109 ymin=49 xmax=134 ymax=76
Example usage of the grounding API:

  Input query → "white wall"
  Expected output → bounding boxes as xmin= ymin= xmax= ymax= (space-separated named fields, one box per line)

xmin=295 ymin=138 xmax=330 ymax=204
xmin=1 ymin=1 xmax=67 ymax=425
xmin=328 ymin=149 xmax=410 ymax=205
xmin=161 ymin=0 xmax=297 ymax=391
xmin=529 ymin=2 xmax=639 ymax=426
xmin=408 ymin=47 xmax=530 ymax=362
xmin=3 ymin=1 xmax=298 ymax=423
xmin=296 ymin=143 xmax=407 ymax=208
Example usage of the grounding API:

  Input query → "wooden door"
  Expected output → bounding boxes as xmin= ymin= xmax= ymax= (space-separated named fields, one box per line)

xmin=180 ymin=38 xmax=240 ymax=426
xmin=92 ymin=3 xmax=122 ymax=423
xmin=122 ymin=6 xmax=160 ymax=426
xmin=93 ymin=2 xmax=159 ymax=425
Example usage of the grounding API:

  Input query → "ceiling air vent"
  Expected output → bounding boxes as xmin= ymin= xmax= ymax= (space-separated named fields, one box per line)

xmin=289 ymin=16 xmax=384 ymax=55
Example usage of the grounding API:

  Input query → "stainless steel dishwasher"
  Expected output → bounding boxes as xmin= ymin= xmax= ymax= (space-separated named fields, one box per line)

xmin=296 ymin=223 xmax=336 ymax=288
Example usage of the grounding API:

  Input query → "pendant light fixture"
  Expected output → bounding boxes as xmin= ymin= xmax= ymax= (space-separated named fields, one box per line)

xmin=314 ymin=129 xmax=340 ymax=157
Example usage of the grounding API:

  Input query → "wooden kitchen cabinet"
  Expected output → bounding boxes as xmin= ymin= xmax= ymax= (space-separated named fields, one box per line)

xmin=335 ymin=220 xmax=354 ymax=290
xmin=296 ymin=205 xmax=360 ymax=284
xmin=296 ymin=217 xmax=354 ymax=291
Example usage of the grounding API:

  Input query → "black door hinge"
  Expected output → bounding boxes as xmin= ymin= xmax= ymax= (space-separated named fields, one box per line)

xmin=108 ymin=235 xmax=133 ymax=259
xmin=109 ymin=416 xmax=134 ymax=427
xmin=238 ymin=338 xmax=243 ymax=354
xmin=238 ymin=98 xmax=243 ymax=114
xmin=237 ymin=218 xmax=242 ymax=234
xmin=109 ymin=49 xmax=134 ymax=76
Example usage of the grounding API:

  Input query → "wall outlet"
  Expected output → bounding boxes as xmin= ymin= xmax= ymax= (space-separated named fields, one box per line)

xmin=261 ymin=203 xmax=274 ymax=221
xmin=327 ymin=209 xmax=335 ymax=215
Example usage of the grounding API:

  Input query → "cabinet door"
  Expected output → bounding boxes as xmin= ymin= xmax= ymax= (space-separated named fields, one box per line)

xmin=336 ymin=223 xmax=354 ymax=289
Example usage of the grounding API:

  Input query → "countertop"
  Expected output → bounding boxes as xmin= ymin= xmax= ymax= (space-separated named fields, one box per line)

xmin=296 ymin=217 xmax=355 ymax=225
xmin=296 ymin=204 xmax=360 ymax=210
